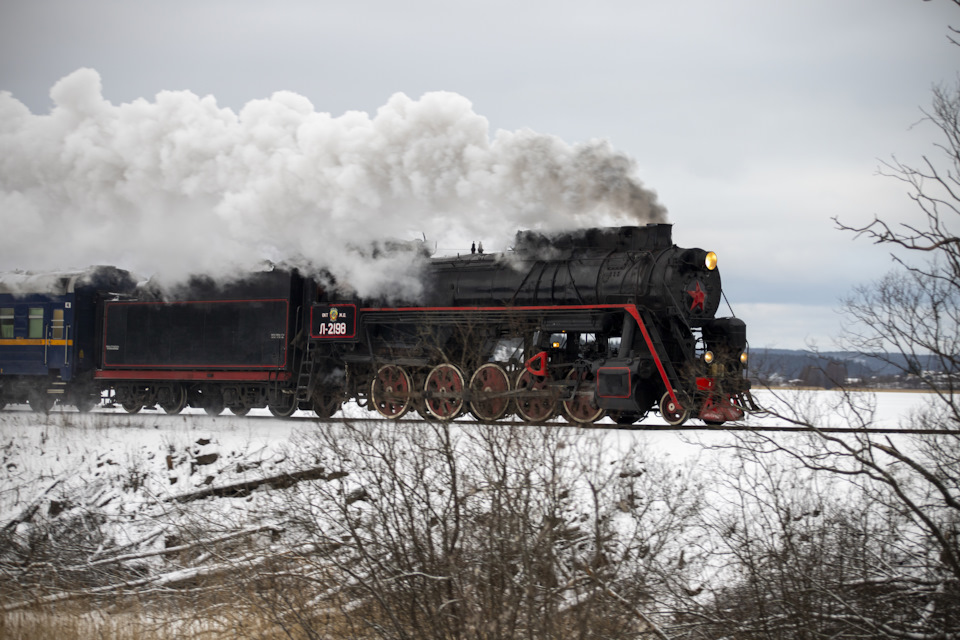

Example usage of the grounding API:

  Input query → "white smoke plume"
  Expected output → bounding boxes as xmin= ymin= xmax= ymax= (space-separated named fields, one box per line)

xmin=0 ymin=68 xmax=666 ymax=299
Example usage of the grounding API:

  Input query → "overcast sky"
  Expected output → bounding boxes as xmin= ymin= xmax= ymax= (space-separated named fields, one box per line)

xmin=1 ymin=0 xmax=957 ymax=349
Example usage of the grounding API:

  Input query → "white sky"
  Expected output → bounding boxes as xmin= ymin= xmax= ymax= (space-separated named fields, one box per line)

xmin=1 ymin=0 xmax=957 ymax=349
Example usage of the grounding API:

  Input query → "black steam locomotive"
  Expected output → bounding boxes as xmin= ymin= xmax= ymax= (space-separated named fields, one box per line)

xmin=0 ymin=223 xmax=752 ymax=425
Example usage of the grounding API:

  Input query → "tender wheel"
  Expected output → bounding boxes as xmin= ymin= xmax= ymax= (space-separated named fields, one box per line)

xmin=312 ymin=392 xmax=342 ymax=419
xmin=121 ymin=401 xmax=142 ymax=414
xmin=660 ymin=391 xmax=689 ymax=426
xmin=268 ymin=393 xmax=298 ymax=418
xmin=159 ymin=385 xmax=187 ymax=415
xmin=229 ymin=405 xmax=251 ymax=416
xmin=371 ymin=365 xmax=412 ymax=419
xmin=424 ymin=363 xmax=465 ymax=421
xmin=117 ymin=386 xmax=143 ymax=413
xmin=515 ymin=370 xmax=556 ymax=423
xmin=469 ymin=363 xmax=512 ymax=422
xmin=561 ymin=369 xmax=605 ymax=425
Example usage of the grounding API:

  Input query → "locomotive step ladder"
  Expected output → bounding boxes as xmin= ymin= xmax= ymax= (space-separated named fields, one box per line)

xmin=294 ymin=342 xmax=319 ymax=403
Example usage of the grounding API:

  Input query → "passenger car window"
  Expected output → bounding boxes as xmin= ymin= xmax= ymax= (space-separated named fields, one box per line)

xmin=28 ymin=307 xmax=43 ymax=338
xmin=0 ymin=308 xmax=12 ymax=338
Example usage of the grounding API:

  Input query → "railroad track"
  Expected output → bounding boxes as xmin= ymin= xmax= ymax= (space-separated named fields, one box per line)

xmin=3 ymin=405 xmax=957 ymax=436
xmin=286 ymin=416 xmax=960 ymax=435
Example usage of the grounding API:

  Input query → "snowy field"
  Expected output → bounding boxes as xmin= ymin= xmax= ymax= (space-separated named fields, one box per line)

xmin=0 ymin=388 xmax=935 ymax=539
xmin=0 ymin=389 xmax=934 ymax=504
xmin=0 ymin=388 xmax=942 ymax=637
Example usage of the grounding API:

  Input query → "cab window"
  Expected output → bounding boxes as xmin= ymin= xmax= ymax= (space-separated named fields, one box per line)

xmin=28 ymin=308 xmax=43 ymax=338
xmin=0 ymin=308 xmax=12 ymax=338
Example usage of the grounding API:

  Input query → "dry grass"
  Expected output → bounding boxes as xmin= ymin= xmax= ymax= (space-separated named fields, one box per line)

xmin=1 ymin=587 xmax=359 ymax=640
xmin=2 ymin=606 xmax=172 ymax=640
xmin=2 ymin=608 xmax=296 ymax=640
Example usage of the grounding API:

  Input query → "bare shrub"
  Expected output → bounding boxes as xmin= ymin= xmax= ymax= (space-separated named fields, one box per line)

xmin=236 ymin=422 xmax=705 ymax=640
xmin=679 ymin=432 xmax=960 ymax=639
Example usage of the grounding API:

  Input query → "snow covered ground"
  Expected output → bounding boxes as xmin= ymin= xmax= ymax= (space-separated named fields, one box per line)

xmin=0 ymin=389 xmax=935 ymax=534
xmin=0 ymin=387 xmax=939 ymax=625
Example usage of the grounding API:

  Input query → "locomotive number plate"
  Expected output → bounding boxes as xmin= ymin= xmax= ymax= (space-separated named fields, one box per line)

xmin=311 ymin=304 xmax=357 ymax=340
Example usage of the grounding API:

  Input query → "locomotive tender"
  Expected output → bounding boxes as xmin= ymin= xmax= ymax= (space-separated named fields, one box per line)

xmin=0 ymin=223 xmax=752 ymax=426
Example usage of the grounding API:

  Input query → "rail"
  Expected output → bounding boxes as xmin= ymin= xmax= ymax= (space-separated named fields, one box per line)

xmin=4 ymin=405 xmax=958 ymax=436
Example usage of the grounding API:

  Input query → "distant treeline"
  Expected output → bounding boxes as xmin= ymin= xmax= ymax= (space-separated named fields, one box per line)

xmin=750 ymin=349 xmax=954 ymax=389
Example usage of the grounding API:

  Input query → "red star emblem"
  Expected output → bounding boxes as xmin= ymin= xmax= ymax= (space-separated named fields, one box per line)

xmin=687 ymin=281 xmax=706 ymax=312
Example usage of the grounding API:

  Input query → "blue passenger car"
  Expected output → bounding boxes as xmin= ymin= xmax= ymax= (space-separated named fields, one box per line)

xmin=0 ymin=267 xmax=136 ymax=412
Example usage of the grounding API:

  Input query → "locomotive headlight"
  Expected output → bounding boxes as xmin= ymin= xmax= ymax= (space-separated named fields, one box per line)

xmin=703 ymin=350 xmax=715 ymax=364
xmin=705 ymin=252 xmax=718 ymax=271
xmin=740 ymin=351 xmax=749 ymax=365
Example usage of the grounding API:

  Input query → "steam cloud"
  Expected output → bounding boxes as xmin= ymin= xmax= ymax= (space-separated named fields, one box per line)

xmin=0 ymin=68 xmax=666 ymax=299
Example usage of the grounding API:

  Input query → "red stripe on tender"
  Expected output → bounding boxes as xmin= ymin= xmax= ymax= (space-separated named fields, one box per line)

xmin=361 ymin=304 xmax=627 ymax=312
xmin=95 ymin=370 xmax=291 ymax=382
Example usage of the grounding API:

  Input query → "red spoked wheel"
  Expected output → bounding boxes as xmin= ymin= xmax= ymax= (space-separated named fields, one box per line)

xmin=562 ymin=369 xmax=605 ymax=425
xmin=515 ymin=370 xmax=556 ymax=423
xmin=660 ymin=391 xmax=689 ymax=426
xmin=469 ymin=363 xmax=512 ymax=422
xmin=424 ymin=363 xmax=465 ymax=420
xmin=371 ymin=365 xmax=413 ymax=419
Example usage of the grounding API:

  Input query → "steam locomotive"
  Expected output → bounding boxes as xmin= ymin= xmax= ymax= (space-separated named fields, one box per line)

xmin=0 ymin=223 xmax=752 ymax=426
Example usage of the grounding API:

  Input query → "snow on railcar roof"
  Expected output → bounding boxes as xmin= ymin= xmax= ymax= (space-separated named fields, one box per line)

xmin=0 ymin=266 xmax=137 ymax=296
